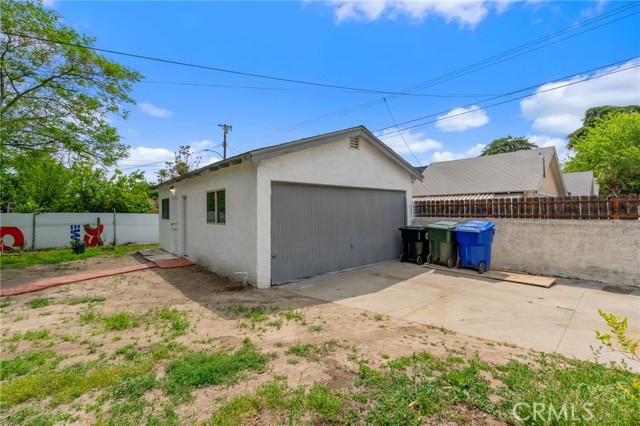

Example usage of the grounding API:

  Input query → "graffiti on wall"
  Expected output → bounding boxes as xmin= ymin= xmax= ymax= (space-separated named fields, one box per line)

xmin=0 ymin=227 xmax=25 ymax=252
xmin=82 ymin=224 xmax=104 ymax=247
xmin=70 ymin=224 xmax=104 ymax=247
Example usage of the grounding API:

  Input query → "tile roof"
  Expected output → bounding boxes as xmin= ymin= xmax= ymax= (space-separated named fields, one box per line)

xmin=413 ymin=147 xmax=558 ymax=196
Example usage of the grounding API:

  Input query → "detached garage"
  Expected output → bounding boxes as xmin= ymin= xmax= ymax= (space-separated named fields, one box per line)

xmin=155 ymin=126 xmax=423 ymax=288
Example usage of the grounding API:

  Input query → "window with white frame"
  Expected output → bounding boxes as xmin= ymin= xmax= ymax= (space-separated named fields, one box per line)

xmin=206 ymin=190 xmax=226 ymax=224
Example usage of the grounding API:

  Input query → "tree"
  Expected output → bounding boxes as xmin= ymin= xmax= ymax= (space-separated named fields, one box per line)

xmin=0 ymin=0 xmax=142 ymax=165
xmin=480 ymin=136 xmax=538 ymax=156
xmin=156 ymin=145 xmax=201 ymax=182
xmin=564 ymin=112 xmax=640 ymax=195
xmin=0 ymin=156 xmax=154 ymax=213
xmin=568 ymin=105 xmax=640 ymax=149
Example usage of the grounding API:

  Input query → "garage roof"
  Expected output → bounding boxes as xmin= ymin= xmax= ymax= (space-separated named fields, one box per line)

xmin=153 ymin=126 xmax=424 ymax=188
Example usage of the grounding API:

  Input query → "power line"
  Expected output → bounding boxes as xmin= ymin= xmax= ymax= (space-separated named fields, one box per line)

xmin=243 ymin=3 xmax=640 ymax=138
xmin=379 ymin=62 xmax=640 ymax=137
xmin=376 ymin=56 xmax=640 ymax=133
xmin=383 ymin=98 xmax=422 ymax=167
xmin=1 ymin=30 xmax=506 ymax=98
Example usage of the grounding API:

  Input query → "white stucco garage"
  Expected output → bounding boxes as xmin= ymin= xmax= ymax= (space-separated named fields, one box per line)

xmin=155 ymin=126 xmax=423 ymax=288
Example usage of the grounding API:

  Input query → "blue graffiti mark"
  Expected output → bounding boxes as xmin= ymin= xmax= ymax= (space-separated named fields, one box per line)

xmin=70 ymin=224 xmax=81 ymax=241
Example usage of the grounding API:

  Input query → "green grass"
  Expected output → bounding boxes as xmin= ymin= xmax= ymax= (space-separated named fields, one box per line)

xmin=66 ymin=297 xmax=106 ymax=306
xmin=25 ymin=298 xmax=51 ymax=309
xmin=0 ymin=351 xmax=65 ymax=380
xmin=4 ymin=407 xmax=73 ymax=426
xmin=163 ymin=340 xmax=271 ymax=400
xmin=208 ymin=379 xmax=344 ymax=426
xmin=285 ymin=339 xmax=342 ymax=362
xmin=103 ymin=311 xmax=140 ymax=331
xmin=0 ymin=243 xmax=159 ymax=270
xmin=152 ymin=307 xmax=190 ymax=338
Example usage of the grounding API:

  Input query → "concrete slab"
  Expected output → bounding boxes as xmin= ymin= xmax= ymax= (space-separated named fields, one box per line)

xmin=281 ymin=261 xmax=640 ymax=367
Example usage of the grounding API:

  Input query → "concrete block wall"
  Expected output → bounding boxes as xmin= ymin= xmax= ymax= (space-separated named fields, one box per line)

xmin=412 ymin=217 xmax=640 ymax=288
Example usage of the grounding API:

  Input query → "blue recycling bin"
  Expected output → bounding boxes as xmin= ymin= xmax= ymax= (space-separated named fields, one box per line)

xmin=454 ymin=221 xmax=495 ymax=274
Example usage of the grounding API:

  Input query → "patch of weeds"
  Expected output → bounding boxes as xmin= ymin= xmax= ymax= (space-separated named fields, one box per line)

xmin=114 ymin=344 xmax=140 ymax=361
xmin=4 ymin=407 xmax=73 ymax=426
xmin=103 ymin=311 xmax=141 ymax=331
xmin=266 ymin=319 xmax=284 ymax=330
xmin=12 ymin=314 xmax=28 ymax=322
xmin=23 ymin=329 xmax=51 ymax=341
xmin=66 ymin=297 xmax=106 ymax=306
xmin=427 ymin=324 xmax=455 ymax=335
xmin=38 ymin=311 xmax=53 ymax=317
xmin=0 ymin=351 xmax=65 ymax=380
xmin=208 ymin=378 xmax=344 ymax=426
xmin=193 ymin=337 xmax=216 ymax=345
xmin=163 ymin=340 xmax=271 ymax=400
xmin=105 ymin=374 xmax=157 ymax=400
xmin=278 ymin=308 xmax=307 ymax=325
xmin=25 ymin=298 xmax=51 ymax=309
xmin=78 ymin=309 xmax=99 ymax=325
xmin=0 ymin=359 xmax=153 ymax=409
xmin=0 ymin=297 xmax=12 ymax=308
xmin=152 ymin=306 xmax=190 ymax=338
xmin=308 ymin=325 xmax=324 ymax=333
xmin=60 ymin=333 xmax=79 ymax=343
xmin=374 ymin=313 xmax=385 ymax=321
xmin=112 ymin=335 xmax=122 ymax=342
xmin=495 ymin=353 xmax=640 ymax=426
xmin=285 ymin=339 xmax=343 ymax=362
xmin=222 ymin=304 xmax=277 ymax=321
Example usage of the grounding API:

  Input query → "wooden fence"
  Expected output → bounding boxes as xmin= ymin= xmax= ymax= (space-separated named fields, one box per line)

xmin=413 ymin=194 xmax=640 ymax=220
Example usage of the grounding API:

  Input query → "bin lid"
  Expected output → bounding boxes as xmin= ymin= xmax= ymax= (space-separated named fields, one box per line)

xmin=454 ymin=220 xmax=495 ymax=233
xmin=426 ymin=221 xmax=460 ymax=230
xmin=399 ymin=225 xmax=427 ymax=231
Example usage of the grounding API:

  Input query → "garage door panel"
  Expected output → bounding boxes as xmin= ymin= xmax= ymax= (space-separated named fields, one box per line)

xmin=271 ymin=183 xmax=405 ymax=284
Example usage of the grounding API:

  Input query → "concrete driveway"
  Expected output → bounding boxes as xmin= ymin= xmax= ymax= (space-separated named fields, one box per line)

xmin=281 ymin=262 xmax=640 ymax=367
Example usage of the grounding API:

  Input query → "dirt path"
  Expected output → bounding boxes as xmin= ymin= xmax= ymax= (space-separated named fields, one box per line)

xmin=0 ymin=254 xmax=536 ymax=425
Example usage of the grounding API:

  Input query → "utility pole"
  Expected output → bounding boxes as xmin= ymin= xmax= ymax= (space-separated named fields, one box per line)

xmin=218 ymin=124 xmax=232 ymax=160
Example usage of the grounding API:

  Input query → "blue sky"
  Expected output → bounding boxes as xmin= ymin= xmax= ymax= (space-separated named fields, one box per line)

xmin=50 ymin=0 xmax=640 ymax=180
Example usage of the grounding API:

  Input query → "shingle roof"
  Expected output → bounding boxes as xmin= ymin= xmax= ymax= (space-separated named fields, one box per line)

xmin=412 ymin=147 xmax=558 ymax=196
xmin=563 ymin=171 xmax=596 ymax=196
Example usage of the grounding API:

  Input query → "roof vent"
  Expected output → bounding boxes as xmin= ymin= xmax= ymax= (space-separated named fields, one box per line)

xmin=349 ymin=136 xmax=360 ymax=150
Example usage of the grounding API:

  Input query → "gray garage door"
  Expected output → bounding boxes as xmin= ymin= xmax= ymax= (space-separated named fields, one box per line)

xmin=271 ymin=182 xmax=405 ymax=285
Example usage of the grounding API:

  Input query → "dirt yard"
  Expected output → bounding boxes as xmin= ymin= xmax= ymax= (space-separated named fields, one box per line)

xmin=0 ymin=253 xmax=636 ymax=425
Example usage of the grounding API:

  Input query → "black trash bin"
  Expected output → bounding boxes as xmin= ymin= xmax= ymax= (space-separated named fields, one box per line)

xmin=399 ymin=226 xmax=429 ymax=265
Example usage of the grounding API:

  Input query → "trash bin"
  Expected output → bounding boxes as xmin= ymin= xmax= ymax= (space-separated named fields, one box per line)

xmin=454 ymin=220 xmax=496 ymax=274
xmin=425 ymin=221 xmax=460 ymax=268
xmin=398 ymin=226 xmax=428 ymax=265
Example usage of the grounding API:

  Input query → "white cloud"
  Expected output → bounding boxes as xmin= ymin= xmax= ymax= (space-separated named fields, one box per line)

xmin=435 ymin=105 xmax=489 ymax=132
xmin=377 ymin=128 xmax=442 ymax=154
xmin=430 ymin=143 xmax=485 ymax=162
xmin=326 ymin=1 xmax=513 ymax=28
xmin=138 ymin=101 xmax=173 ymax=118
xmin=520 ymin=59 xmax=640 ymax=134
xmin=42 ymin=0 xmax=56 ymax=8
xmin=581 ymin=0 xmax=607 ymax=18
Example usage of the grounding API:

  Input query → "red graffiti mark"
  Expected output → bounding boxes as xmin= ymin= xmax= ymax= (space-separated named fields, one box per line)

xmin=83 ymin=224 xmax=104 ymax=247
xmin=0 ymin=227 xmax=25 ymax=252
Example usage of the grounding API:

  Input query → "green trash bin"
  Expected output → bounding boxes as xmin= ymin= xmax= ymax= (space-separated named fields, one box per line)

xmin=425 ymin=221 xmax=460 ymax=268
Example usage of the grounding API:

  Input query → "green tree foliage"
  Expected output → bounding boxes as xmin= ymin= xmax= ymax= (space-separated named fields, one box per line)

xmin=0 ymin=156 xmax=154 ymax=213
xmin=568 ymin=105 xmax=640 ymax=149
xmin=564 ymin=112 xmax=640 ymax=195
xmin=156 ymin=145 xmax=201 ymax=183
xmin=480 ymin=136 xmax=538 ymax=156
xmin=0 ymin=0 xmax=141 ymax=165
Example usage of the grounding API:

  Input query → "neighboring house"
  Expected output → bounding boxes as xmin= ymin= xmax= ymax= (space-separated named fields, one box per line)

xmin=563 ymin=171 xmax=600 ymax=196
xmin=154 ymin=126 xmax=423 ymax=288
xmin=412 ymin=147 xmax=568 ymax=202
